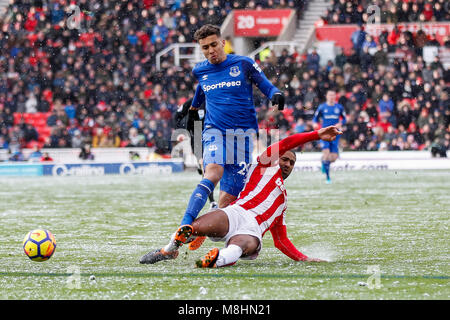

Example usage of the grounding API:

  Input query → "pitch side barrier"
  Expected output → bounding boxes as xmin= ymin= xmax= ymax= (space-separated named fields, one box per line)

xmin=292 ymin=151 xmax=450 ymax=172
xmin=0 ymin=161 xmax=183 ymax=177
xmin=0 ymin=149 xmax=448 ymax=176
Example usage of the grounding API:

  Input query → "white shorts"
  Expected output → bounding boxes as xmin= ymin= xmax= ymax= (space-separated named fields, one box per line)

xmin=209 ymin=204 xmax=262 ymax=260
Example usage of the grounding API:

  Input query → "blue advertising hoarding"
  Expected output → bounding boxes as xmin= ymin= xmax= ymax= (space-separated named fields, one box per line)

xmin=0 ymin=161 xmax=184 ymax=176
xmin=0 ymin=164 xmax=43 ymax=176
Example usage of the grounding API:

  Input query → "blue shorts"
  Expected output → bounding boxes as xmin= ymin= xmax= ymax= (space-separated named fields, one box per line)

xmin=202 ymin=128 xmax=254 ymax=197
xmin=320 ymin=136 xmax=340 ymax=154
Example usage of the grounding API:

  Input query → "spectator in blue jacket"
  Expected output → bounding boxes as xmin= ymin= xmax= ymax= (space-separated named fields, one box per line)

xmin=306 ymin=48 xmax=320 ymax=73
xmin=351 ymin=25 xmax=367 ymax=54
xmin=379 ymin=94 xmax=395 ymax=115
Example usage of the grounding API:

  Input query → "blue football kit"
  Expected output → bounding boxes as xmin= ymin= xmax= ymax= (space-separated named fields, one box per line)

xmin=313 ymin=102 xmax=347 ymax=153
xmin=180 ymin=54 xmax=279 ymax=226
xmin=312 ymin=102 xmax=347 ymax=183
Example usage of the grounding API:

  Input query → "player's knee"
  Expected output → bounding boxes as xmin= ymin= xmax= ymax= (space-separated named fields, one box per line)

xmin=229 ymin=235 xmax=259 ymax=256
xmin=241 ymin=245 xmax=258 ymax=257
xmin=329 ymin=153 xmax=339 ymax=162
xmin=192 ymin=209 xmax=228 ymax=237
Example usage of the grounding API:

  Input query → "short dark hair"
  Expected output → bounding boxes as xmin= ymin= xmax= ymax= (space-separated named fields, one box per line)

xmin=286 ymin=150 xmax=297 ymax=159
xmin=194 ymin=24 xmax=221 ymax=41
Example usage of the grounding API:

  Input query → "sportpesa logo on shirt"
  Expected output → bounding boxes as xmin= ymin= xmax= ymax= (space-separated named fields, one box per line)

xmin=202 ymin=80 xmax=242 ymax=92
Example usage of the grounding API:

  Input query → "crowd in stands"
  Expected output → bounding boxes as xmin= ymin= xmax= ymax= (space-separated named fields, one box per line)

xmin=322 ymin=0 xmax=449 ymax=25
xmin=256 ymin=45 xmax=449 ymax=153
xmin=0 ymin=0 xmax=448 ymax=162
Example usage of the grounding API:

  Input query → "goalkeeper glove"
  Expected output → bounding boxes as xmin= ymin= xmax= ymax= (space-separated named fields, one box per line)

xmin=271 ymin=92 xmax=285 ymax=111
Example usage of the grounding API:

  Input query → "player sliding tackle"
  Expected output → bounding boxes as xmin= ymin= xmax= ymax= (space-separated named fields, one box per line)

xmin=140 ymin=23 xmax=285 ymax=260
xmin=140 ymin=125 xmax=342 ymax=266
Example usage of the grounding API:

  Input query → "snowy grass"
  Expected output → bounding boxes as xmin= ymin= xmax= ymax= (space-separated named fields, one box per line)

xmin=0 ymin=170 xmax=449 ymax=299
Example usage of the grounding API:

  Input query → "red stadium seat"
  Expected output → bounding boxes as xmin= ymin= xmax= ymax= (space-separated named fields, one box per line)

xmin=37 ymin=127 xmax=51 ymax=136
xmin=13 ymin=113 xmax=23 ymax=124
xmin=32 ymin=118 xmax=47 ymax=127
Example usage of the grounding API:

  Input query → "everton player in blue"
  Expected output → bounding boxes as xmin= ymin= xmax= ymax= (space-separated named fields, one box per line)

xmin=312 ymin=89 xmax=347 ymax=184
xmin=140 ymin=24 xmax=285 ymax=264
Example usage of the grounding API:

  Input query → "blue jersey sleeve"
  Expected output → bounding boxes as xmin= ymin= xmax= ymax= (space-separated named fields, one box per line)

xmin=312 ymin=105 xmax=323 ymax=124
xmin=191 ymin=84 xmax=205 ymax=109
xmin=241 ymin=57 xmax=279 ymax=99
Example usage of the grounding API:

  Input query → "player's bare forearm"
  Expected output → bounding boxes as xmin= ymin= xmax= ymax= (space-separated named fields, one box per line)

xmin=259 ymin=131 xmax=319 ymax=166
xmin=259 ymin=127 xmax=341 ymax=166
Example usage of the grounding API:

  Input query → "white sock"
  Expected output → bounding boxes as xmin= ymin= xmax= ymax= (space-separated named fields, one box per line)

xmin=216 ymin=244 xmax=243 ymax=267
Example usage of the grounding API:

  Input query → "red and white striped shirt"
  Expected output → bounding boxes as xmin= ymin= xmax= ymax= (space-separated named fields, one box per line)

xmin=233 ymin=163 xmax=287 ymax=236
xmin=231 ymin=130 xmax=320 ymax=261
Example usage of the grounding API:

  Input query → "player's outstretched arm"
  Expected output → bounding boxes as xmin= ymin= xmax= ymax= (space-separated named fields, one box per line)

xmin=270 ymin=220 xmax=326 ymax=262
xmin=258 ymin=126 xmax=341 ymax=167
xmin=317 ymin=125 xmax=343 ymax=141
xmin=258 ymin=131 xmax=319 ymax=166
xmin=242 ymin=57 xmax=284 ymax=110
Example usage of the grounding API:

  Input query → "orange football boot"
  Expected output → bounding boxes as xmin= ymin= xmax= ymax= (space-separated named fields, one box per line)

xmin=173 ymin=225 xmax=194 ymax=247
xmin=195 ymin=248 xmax=219 ymax=268
xmin=188 ymin=236 xmax=206 ymax=251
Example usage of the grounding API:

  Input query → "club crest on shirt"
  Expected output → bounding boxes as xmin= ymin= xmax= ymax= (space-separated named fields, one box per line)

xmin=229 ymin=66 xmax=240 ymax=77
xmin=208 ymin=144 xmax=218 ymax=151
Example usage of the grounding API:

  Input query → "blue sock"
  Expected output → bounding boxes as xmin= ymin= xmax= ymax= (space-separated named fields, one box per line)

xmin=180 ymin=178 xmax=215 ymax=226
xmin=323 ymin=160 xmax=331 ymax=180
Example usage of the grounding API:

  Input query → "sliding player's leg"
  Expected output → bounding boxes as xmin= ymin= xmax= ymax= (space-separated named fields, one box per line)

xmin=188 ymin=186 xmax=234 ymax=253
xmin=187 ymin=206 xmax=228 ymax=251
xmin=196 ymin=235 xmax=260 ymax=268
xmin=160 ymin=163 xmax=221 ymax=254
xmin=194 ymin=205 xmax=261 ymax=268
xmin=139 ymin=206 xmax=226 ymax=265
xmin=140 ymin=130 xmax=224 ymax=264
